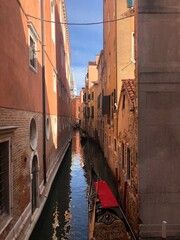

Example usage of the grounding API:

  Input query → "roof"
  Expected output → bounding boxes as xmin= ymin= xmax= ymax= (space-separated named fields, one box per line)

xmin=94 ymin=181 xmax=119 ymax=208
xmin=122 ymin=79 xmax=135 ymax=104
xmin=88 ymin=61 xmax=96 ymax=66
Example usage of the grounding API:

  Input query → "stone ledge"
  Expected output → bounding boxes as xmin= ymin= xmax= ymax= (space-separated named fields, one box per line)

xmin=0 ymin=126 xmax=17 ymax=135
xmin=140 ymin=224 xmax=180 ymax=238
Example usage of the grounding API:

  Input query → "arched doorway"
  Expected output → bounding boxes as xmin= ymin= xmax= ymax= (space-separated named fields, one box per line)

xmin=31 ymin=155 xmax=38 ymax=213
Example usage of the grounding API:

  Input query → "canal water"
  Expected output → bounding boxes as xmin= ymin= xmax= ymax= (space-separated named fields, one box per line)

xmin=30 ymin=130 xmax=116 ymax=240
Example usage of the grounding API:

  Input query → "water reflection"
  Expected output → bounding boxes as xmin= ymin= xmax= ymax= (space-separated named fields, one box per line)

xmin=30 ymin=130 xmax=116 ymax=240
xmin=67 ymin=133 xmax=88 ymax=239
xmin=30 ymin=131 xmax=88 ymax=240
xmin=52 ymin=202 xmax=60 ymax=240
xmin=83 ymin=140 xmax=116 ymax=198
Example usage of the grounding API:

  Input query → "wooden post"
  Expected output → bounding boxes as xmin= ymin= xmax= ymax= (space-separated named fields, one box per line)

xmin=162 ymin=221 xmax=167 ymax=240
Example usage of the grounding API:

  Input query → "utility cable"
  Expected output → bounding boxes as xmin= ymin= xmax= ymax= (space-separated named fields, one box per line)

xmin=16 ymin=0 xmax=134 ymax=26
xmin=26 ymin=11 xmax=134 ymax=26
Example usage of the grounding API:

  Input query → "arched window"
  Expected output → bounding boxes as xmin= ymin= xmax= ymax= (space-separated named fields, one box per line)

xmin=29 ymin=118 xmax=38 ymax=150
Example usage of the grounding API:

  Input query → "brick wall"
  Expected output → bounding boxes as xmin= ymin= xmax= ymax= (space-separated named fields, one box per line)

xmin=0 ymin=107 xmax=71 ymax=239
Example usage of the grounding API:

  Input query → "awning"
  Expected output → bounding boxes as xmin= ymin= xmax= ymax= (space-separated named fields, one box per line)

xmin=94 ymin=180 xmax=119 ymax=208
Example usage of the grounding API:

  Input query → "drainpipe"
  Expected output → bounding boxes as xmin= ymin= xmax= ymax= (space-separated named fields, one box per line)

xmin=41 ymin=0 xmax=47 ymax=185
xmin=115 ymin=0 xmax=118 ymax=138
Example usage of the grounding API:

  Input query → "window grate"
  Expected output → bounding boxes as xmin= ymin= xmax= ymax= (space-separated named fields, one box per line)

xmin=29 ymin=36 xmax=37 ymax=69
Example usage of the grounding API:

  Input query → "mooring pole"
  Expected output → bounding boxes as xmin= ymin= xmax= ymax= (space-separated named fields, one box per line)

xmin=115 ymin=160 xmax=119 ymax=199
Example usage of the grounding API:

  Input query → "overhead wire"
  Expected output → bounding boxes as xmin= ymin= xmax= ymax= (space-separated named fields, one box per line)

xmin=16 ymin=0 xmax=134 ymax=26
xmin=26 ymin=11 xmax=134 ymax=26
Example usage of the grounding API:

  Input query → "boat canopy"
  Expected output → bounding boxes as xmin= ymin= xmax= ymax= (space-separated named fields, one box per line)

xmin=94 ymin=180 xmax=119 ymax=208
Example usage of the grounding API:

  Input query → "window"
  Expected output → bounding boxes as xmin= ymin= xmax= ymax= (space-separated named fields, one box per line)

xmin=92 ymin=92 xmax=94 ymax=100
xmin=122 ymin=95 xmax=125 ymax=109
xmin=83 ymin=93 xmax=86 ymax=102
xmin=127 ymin=0 xmax=134 ymax=8
xmin=51 ymin=0 xmax=55 ymax=43
xmin=131 ymin=32 xmax=135 ymax=63
xmin=98 ymin=94 xmax=101 ymax=109
xmin=30 ymin=118 xmax=38 ymax=150
xmin=46 ymin=117 xmax=50 ymax=140
xmin=28 ymin=22 xmax=40 ymax=72
xmin=113 ymin=89 xmax=116 ymax=111
xmin=122 ymin=143 xmax=125 ymax=169
xmin=0 ymin=140 xmax=11 ymax=221
xmin=87 ymin=107 xmax=90 ymax=118
xmin=127 ymin=148 xmax=131 ymax=180
xmin=29 ymin=36 xmax=37 ymax=70
xmin=102 ymin=95 xmax=110 ymax=116
xmin=114 ymin=139 xmax=117 ymax=152
xmin=91 ymin=106 xmax=94 ymax=118
xmin=31 ymin=155 xmax=39 ymax=212
xmin=111 ymin=92 xmax=114 ymax=120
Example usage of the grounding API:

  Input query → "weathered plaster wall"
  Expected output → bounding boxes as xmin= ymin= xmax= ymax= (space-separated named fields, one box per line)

xmin=138 ymin=0 xmax=180 ymax=238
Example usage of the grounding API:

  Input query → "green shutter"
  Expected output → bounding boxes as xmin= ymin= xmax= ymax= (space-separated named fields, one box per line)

xmin=127 ymin=0 xmax=134 ymax=8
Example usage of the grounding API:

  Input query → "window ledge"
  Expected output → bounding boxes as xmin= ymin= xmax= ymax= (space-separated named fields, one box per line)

xmin=27 ymin=21 xmax=40 ymax=40
xmin=0 ymin=126 xmax=17 ymax=135
xmin=29 ymin=64 xmax=37 ymax=73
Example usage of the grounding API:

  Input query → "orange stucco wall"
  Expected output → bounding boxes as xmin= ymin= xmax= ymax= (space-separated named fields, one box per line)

xmin=0 ymin=0 xmax=42 ymax=112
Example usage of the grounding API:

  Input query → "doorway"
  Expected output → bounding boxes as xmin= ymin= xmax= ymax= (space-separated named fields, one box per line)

xmin=31 ymin=155 xmax=38 ymax=213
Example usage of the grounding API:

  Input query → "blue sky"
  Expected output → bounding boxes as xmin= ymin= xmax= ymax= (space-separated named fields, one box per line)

xmin=66 ymin=0 xmax=103 ymax=94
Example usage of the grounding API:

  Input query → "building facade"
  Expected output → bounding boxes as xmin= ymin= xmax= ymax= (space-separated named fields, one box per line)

xmin=81 ymin=0 xmax=180 ymax=239
xmin=81 ymin=58 xmax=99 ymax=139
xmin=102 ymin=0 xmax=135 ymax=174
xmin=117 ymin=80 xmax=138 ymax=235
xmin=96 ymin=50 xmax=105 ymax=147
xmin=71 ymin=96 xmax=80 ymax=127
xmin=0 ymin=0 xmax=71 ymax=239
xmin=137 ymin=0 xmax=180 ymax=238
xmin=102 ymin=0 xmax=117 ymax=173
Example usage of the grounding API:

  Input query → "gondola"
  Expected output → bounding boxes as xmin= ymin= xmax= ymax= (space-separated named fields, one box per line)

xmin=88 ymin=169 xmax=134 ymax=240
xmin=80 ymin=129 xmax=88 ymax=143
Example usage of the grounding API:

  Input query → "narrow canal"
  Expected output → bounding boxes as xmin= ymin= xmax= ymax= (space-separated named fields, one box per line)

xmin=30 ymin=130 xmax=116 ymax=240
